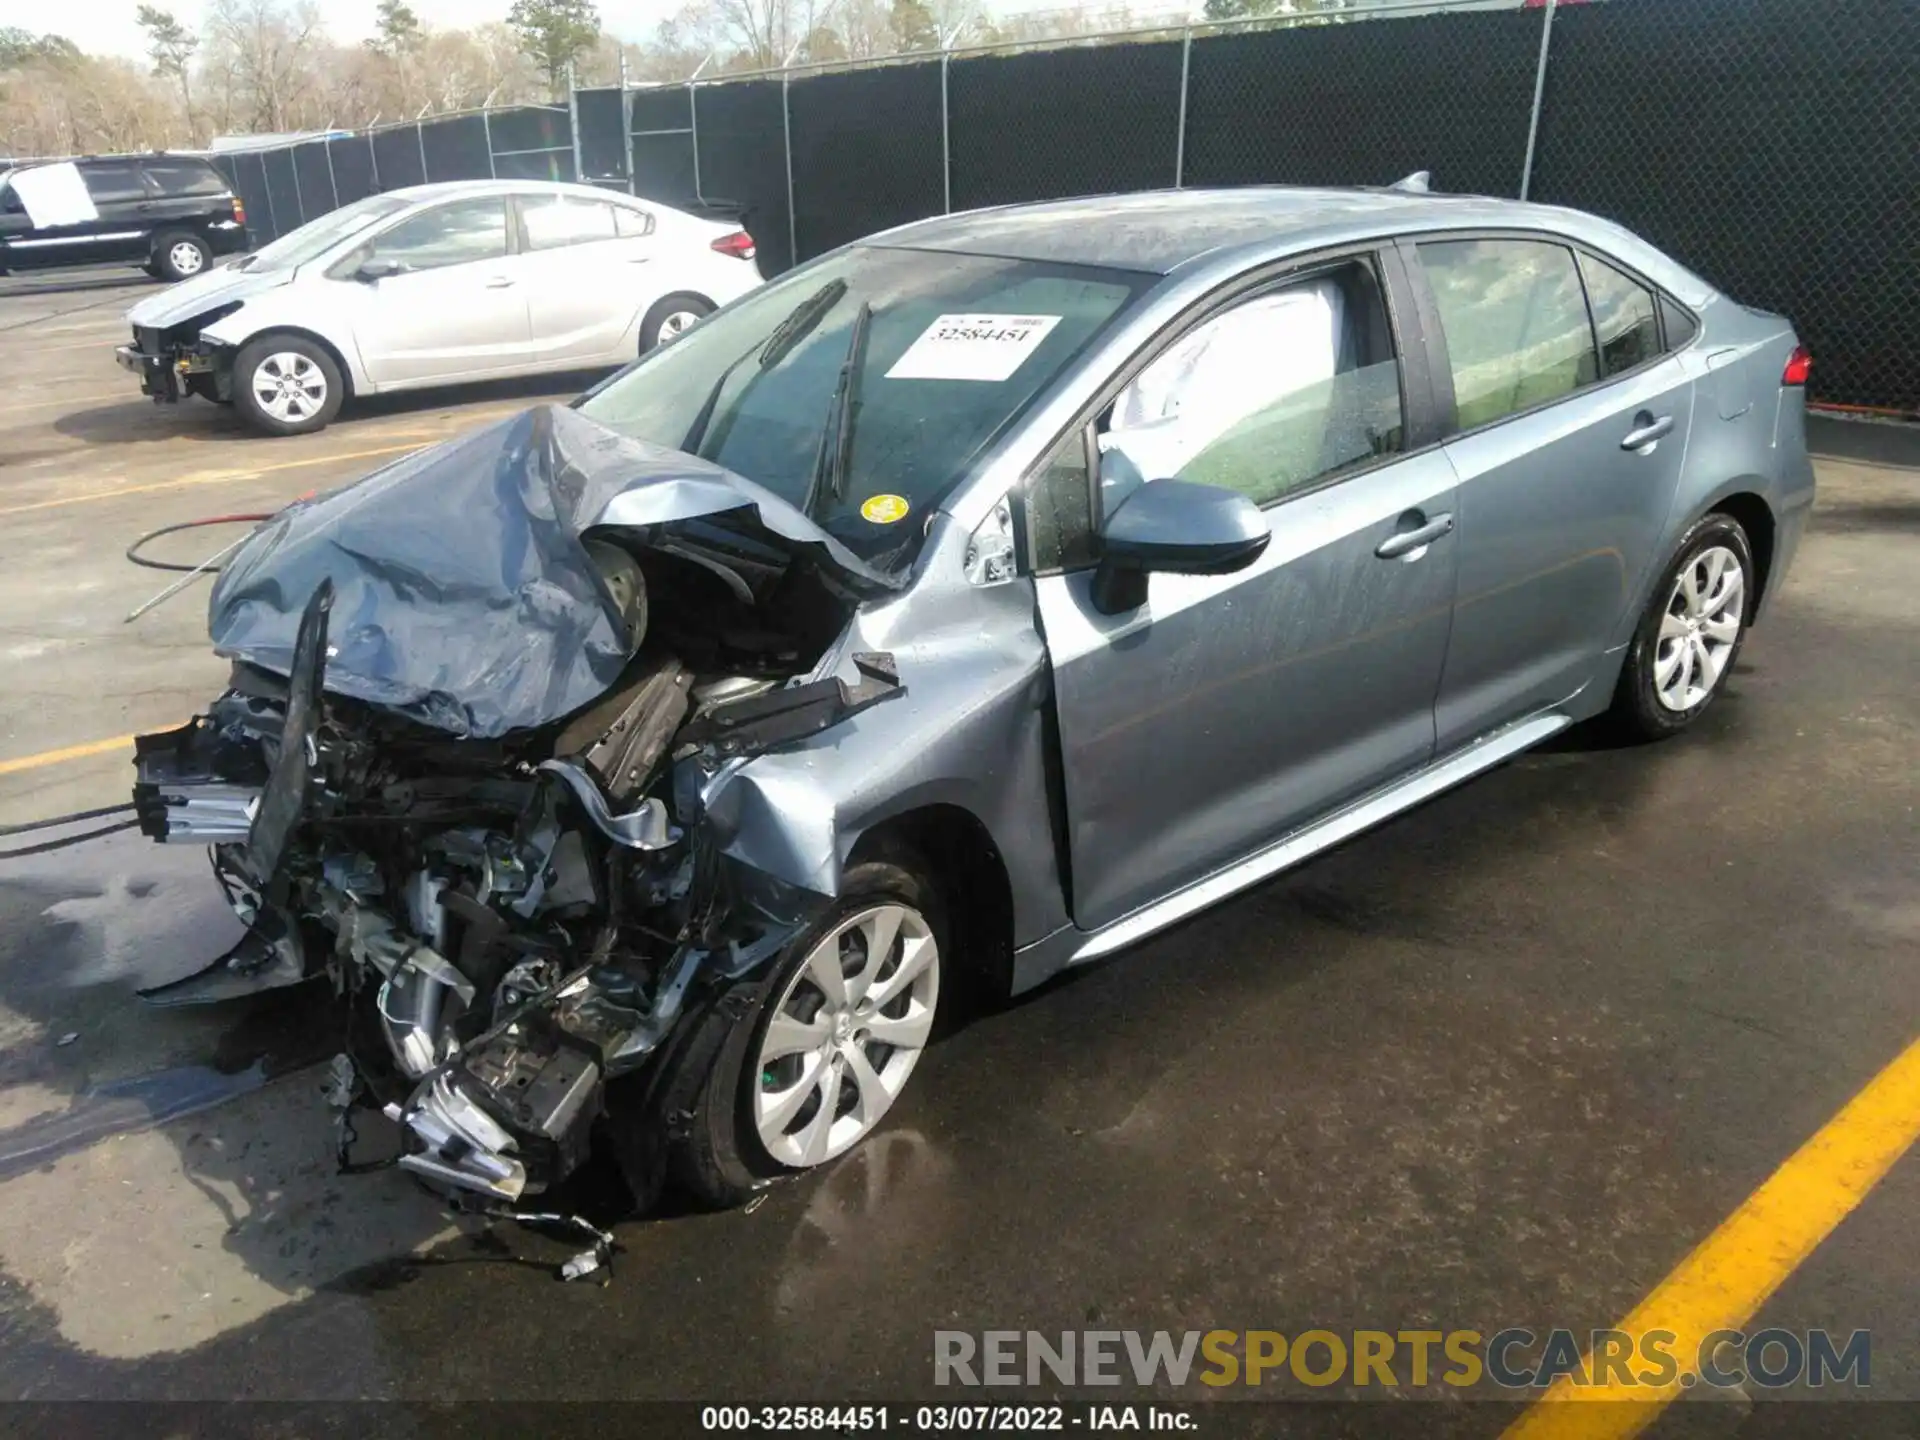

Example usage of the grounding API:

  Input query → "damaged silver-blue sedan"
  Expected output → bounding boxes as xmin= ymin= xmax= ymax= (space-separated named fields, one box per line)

xmin=131 ymin=185 xmax=1815 ymax=1218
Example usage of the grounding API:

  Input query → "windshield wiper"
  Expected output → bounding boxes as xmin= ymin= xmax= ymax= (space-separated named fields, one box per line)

xmin=800 ymin=300 xmax=872 ymax=522
xmin=679 ymin=279 xmax=847 ymax=459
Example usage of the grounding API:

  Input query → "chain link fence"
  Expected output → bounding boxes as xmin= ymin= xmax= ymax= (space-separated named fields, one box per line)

xmin=147 ymin=0 xmax=1919 ymax=412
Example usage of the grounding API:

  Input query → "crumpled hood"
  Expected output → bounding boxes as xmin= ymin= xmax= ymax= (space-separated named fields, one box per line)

xmin=208 ymin=404 xmax=901 ymax=738
xmin=128 ymin=263 xmax=288 ymax=329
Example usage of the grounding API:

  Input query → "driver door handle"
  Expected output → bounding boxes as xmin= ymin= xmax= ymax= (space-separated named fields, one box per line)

xmin=1621 ymin=413 xmax=1674 ymax=450
xmin=1375 ymin=511 xmax=1454 ymax=560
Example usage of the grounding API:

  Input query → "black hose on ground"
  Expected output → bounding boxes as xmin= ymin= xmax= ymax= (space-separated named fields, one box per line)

xmin=0 ymin=819 xmax=140 ymax=860
xmin=125 ymin=513 xmax=273 ymax=572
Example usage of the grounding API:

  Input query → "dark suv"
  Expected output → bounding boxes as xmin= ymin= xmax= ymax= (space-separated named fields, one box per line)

xmin=0 ymin=154 xmax=249 ymax=282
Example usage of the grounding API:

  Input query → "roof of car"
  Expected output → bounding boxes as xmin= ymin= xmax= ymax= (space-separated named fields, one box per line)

xmin=376 ymin=179 xmax=640 ymax=203
xmin=869 ymin=187 xmax=1712 ymax=302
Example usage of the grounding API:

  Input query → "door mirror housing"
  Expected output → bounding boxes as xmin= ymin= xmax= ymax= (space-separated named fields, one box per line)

xmin=354 ymin=256 xmax=404 ymax=282
xmin=1091 ymin=478 xmax=1271 ymax=614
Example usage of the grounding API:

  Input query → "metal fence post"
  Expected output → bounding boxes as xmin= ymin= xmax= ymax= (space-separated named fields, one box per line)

xmin=416 ymin=118 xmax=429 ymax=183
xmin=689 ymin=82 xmax=705 ymax=202
xmin=323 ymin=139 xmax=340 ymax=209
xmin=783 ymin=71 xmax=798 ymax=268
xmin=482 ymin=106 xmax=498 ymax=178
xmin=940 ymin=48 xmax=953 ymax=213
xmin=367 ymin=133 xmax=380 ymax=192
xmin=621 ymin=53 xmax=636 ymax=194
xmin=1174 ymin=26 xmax=1192 ymax=189
xmin=568 ymin=61 xmax=584 ymax=182
xmin=1519 ymin=0 xmax=1556 ymax=201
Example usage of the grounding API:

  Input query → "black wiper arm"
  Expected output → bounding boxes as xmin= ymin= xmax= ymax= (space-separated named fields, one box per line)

xmin=801 ymin=300 xmax=873 ymax=521
xmin=679 ymin=279 xmax=847 ymax=459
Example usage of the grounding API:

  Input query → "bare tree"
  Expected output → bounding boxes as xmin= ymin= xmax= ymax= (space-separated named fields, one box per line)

xmin=202 ymin=0 xmax=327 ymax=133
xmin=136 ymin=6 xmax=199 ymax=124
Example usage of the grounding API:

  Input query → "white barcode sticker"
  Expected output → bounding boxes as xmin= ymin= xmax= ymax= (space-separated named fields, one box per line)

xmin=885 ymin=313 xmax=1063 ymax=383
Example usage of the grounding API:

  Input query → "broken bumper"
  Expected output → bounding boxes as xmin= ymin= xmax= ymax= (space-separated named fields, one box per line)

xmin=117 ymin=331 xmax=222 ymax=403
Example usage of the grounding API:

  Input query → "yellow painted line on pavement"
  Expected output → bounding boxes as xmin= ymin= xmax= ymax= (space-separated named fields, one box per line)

xmin=0 ymin=733 xmax=138 ymax=776
xmin=0 ymin=438 xmax=427 ymax=517
xmin=1503 ymin=1032 xmax=1920 ymax=1440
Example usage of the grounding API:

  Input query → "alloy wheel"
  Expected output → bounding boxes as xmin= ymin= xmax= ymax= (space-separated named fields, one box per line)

xmin=251 ymin=352 xmax=328 ymax=424
xmin=169 ymin=241 xmax=206 ymax=276
xmin=657 ymin=310 xmax=700 ymax=345
xmin=753 ymin=903 xmax=939 ymax=1168
xmin=1654 ymin=544 xmax=1744 ymax=712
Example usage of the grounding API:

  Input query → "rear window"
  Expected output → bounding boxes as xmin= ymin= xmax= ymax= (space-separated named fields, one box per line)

xmin=141 ymin=160 xmax=230 ymax=198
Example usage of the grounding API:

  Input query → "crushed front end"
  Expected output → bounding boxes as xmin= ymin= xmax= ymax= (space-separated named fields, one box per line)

xmin=130 ymin=405 xmax=904 ymax=1211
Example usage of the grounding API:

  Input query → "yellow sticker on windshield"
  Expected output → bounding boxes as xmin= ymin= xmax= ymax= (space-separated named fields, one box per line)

xmin=860 ymin=493 xmax=910 ymax=525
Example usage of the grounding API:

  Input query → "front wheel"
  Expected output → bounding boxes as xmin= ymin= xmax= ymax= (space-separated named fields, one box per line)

xmin=667 ymin=857 xmax=945 ymax=1208
xmin=1608 ymin=512 xmax=1755 ymax=740
xmin=232 ymin=334 xmax=344 ymax=436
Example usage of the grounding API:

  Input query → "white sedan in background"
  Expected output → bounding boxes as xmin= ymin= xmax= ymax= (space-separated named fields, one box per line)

xmin=117 ymin=180 xmax=765 ymax=435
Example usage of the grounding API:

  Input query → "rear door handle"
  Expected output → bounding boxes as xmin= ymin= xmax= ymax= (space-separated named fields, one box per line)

xmin=484 ymin=276 xmax=516 ymax=288
xmin=1621 ymin=413 xmax=1674 ymax=450
xmin=1375 ymin=511 xmax=1454 ymax=560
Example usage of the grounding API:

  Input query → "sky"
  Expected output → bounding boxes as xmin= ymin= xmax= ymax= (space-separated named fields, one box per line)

xmin=0 ymin=0 xmax=674 ymax=60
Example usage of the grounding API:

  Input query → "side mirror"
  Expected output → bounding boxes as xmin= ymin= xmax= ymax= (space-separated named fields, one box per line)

xmin=1091 ymin=478 xmax=1271 ymax=615
xmin=355 ymin=256 xmax=403 ymax=282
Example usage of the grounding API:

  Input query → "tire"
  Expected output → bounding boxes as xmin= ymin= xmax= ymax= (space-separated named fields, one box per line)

xmin=1607 ymin=511 xmax=1756 ymax=741
xmin=232 ymin=333 xmax=344 ymax=436
xmin=152 ymin=230 xmax=211 ymax=283
xmin=667 ymin=854 xmax=947 ymax=1209
xmin=639 ymin=293 xmax=714 ymax=354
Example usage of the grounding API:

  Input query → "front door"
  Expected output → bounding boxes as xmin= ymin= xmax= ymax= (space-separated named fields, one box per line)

xmin=1033 ymin=256 xmax=1459 ymax=932
xmin=344 ymin=195 xmax=532 ymax=388
xmin=1409 ymin=236 xmax=1697 ymax=750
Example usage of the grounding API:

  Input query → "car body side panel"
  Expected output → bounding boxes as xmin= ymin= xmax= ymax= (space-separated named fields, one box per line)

xmin=1434 ymin=355 xmax=1696 ymax=750
xmin=1037 ymin=450 xmax=1459 ymax=931
xmin=201 ymin=287 xmax=376 ymax=392
xmin=1601 ymin=304 xmax=1813 ymax=650
xmin=698 ymin=517 xmax=1072 ymax=950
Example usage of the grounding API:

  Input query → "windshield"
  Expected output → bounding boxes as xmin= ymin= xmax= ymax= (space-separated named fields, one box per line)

xmin=577 ymin=245 xmax=1153 ymax=565
xmin=245 ymin=192 xmax=412 ymax=271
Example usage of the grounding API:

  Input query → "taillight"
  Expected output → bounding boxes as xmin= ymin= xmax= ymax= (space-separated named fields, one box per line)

xmin=232 ymin=196 xmax=247 ymax=226
xmin=1782 ymin=344 xmax=1812 ymax=387
xmin=710 ymin=230 xmax=756 ymax=260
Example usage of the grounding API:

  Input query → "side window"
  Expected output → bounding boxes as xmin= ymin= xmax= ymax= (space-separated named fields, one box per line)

xmin=1577 ymin=252 xmax=1662 ymax=377
xmin=141 ymin=161 xmax=230 ymax=198
xmin=365 ymin=198 xmax=509 ymax=271
xmin=1025 ymin=427 xmax=1097 ymax=573
xmin=0 ymin=184 xmax=22 ymax=216
xmin=521 ymin=194 xmax=618 ymax=250
xmin=613 ymin=204 xmax=654 ymax=238
xmin=1659 ymin=294 xmax=1699 ymax=349
xmin=1418 ymin=238 xmax=1597 ymax=430
xmin=1097 ymin=259 xmax=1403 ymax=512
xmin=81 ymin=163 xmax=149 ymax=204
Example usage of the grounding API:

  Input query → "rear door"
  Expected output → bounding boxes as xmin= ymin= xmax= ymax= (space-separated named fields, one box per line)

xmin=343 ymin=195 xmax=533 ymax=387
xmin=1408 ymin=234 xmax=1696 ymax=750
xmin=1031 ymin=250 xmax=1460 ymax=931
xmin=139 ymin=158 xmax=235 ymax=244
xmin=77 ymin=162 xmax=155 ymax=265
xmin=513 ymin=193 xmax=658 ymax=365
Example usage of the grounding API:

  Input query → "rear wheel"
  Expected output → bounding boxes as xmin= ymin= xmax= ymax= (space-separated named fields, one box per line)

xmin=666 ymin=856 xmax=945 ymax=1208
xmin=640 ymin=293 xmax=714 ymax=353
xmin=152 ymin=230 xmax=211 ymax=282
xmin=232 ymin=334 xmax=344 ymax=436
xmin=1607 ymin=512 xmax=1755 ymax=740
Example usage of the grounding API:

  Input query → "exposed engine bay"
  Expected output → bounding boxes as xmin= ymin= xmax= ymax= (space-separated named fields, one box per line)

xmin=130 ymin=405 xmax=905 ymax=1218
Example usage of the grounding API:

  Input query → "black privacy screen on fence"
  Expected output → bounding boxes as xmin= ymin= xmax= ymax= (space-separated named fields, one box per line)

xmin=788 ymin=65 xmax=943 ymax=258
xmin=204 ymin=0 xmax=1920 ymax=410
xmin=948 ymin=43 xmax=1185 ymax=209
xmin=693 ymin=81 xmax=793 ymax=273
xmin=1532 ymin=0 xmax=1920 ymax=412
xmin=1183 ymin=10 xmax=1541 ymax=196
